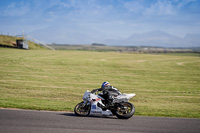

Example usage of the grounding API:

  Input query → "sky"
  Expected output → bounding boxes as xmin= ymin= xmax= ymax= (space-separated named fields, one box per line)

xmin=0 ymin=0 xmax=200 ymax=44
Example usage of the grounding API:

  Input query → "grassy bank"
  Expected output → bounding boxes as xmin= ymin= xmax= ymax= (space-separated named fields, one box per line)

xmin=0 ymin=35 xmax=46 ymax=50
xmin=0 ymin=48 xmax=199 ymax=118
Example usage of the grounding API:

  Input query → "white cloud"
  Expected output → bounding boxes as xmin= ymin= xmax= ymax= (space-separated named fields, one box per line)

xmin=3 ymin=2 xmax=30 ymax=16
xmin=123 ymin=0 xmax=144 ymax=13
xmin=54 ymin=0 xmax=114 ymax=23
xmin=177 ymin=0 xmax=197 ymax=8
xmin=122 ymin=0 xmax=178 ymax=16
xmin=144 ymin=1 xmax=176 ymax=16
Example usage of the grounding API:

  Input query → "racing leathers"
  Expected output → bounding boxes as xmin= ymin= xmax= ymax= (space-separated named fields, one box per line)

xmin=91 ymin=85 xmax=121 ymax=109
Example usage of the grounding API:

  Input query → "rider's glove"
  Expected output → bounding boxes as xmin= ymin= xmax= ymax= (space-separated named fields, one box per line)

xmin=91 ymin=89 xmax=97 ymax=94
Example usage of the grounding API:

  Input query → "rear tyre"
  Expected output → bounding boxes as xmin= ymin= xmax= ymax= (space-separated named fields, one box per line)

xmin=74 ymin=102 xmax=90 ymax=116
xmin=115 ymin=102 xmax=135 ymax=119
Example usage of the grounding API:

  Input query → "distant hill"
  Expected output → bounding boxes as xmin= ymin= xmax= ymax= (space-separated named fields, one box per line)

xmin=103 ymin=31 xmax=200 ymax=47
xmin=28 ymin=25 xmax=121 ymax=45
xmin=184 ymin=33 xmax=200 ymax=47
xmin=28 ymin=25 xmax=200 ymax=47
xmin=0 ymin=35 xmax=46 ymax=50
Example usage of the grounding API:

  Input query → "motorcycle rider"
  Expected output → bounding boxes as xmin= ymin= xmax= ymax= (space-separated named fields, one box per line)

xmin=91 ymin=81 xmax=121 ymax=109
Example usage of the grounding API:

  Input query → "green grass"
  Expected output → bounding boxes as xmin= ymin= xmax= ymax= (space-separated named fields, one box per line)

xmin=162 ymin=53 xmax=200 ymax=57
xmin=0 ymin=48 xmax=199 ymax=118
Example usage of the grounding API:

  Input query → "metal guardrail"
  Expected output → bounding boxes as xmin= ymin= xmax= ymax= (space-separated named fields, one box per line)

xmin=24 ymin=35 xmax=55 ymax=50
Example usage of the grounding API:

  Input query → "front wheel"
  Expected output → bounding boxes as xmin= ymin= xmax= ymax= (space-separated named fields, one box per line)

xmin=74 ymin=102 xmax=90 ymax=116
xmin=115 ymin=102 xmax=135 ymax=119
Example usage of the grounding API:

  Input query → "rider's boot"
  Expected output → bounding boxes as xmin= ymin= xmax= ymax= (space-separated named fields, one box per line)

xmin=97 ymin=103 xmax=107 ymax=111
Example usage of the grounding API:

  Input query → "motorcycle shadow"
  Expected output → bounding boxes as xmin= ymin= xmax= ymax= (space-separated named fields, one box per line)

xmin=59 ymin=113 xmax=118 ymax=119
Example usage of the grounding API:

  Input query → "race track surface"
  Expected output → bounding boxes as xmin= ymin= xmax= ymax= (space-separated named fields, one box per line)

xmin=0 ymin=109 xmax=199 ymax=133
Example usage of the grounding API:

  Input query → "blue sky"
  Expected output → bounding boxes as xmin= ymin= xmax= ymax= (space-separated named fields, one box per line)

xmin=0 ymin=0 xmax=200 ymax=44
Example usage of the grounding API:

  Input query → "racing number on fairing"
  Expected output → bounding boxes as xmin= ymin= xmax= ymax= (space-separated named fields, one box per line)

xmin=92 ymin=105 xmax=96 ymax=109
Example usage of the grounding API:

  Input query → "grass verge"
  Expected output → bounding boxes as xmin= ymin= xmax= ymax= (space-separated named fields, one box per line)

xmin=0 ymin=48 xmax=199 ymax=118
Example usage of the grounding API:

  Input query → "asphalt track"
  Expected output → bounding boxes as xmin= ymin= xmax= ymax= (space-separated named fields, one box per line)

xmin=0 ymin=109 xmax=199 ymax=133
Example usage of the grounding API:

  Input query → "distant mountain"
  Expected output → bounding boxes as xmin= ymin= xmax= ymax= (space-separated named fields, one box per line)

xmin=29 ymin=25 xmax=118 ymax=44
xmin=29 ymin=26 xmax=96 ymax=44
xmin=103 ymin=31 xmax=200 ymax=47
xmin=184 ymin=34 xmax=200 ymax=47
xmin=29 ymin=26 xmax=200 ymax=47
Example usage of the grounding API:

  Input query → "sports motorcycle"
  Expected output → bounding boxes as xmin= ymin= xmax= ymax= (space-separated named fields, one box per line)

xmin=74 ymin=90 xmax=136 ymax=119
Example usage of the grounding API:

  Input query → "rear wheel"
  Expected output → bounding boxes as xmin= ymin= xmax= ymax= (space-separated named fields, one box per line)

xmin=74 ymin=102 xmax=90 ymax=116
xmin=115 ymin=102 xmax=135 ymax=119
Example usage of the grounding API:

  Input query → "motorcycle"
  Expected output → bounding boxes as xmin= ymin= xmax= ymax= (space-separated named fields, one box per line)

xmin=74 ymin=90 xmax=136 ymax=119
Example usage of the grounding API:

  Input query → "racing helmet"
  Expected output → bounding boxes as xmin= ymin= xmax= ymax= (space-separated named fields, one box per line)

xmin=101 ymin=81 xmax=110 ymax=88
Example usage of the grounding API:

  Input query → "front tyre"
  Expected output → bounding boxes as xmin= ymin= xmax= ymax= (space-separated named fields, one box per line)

xmin=74 ymin=102 xmax=90 ymax=116
xmin=116 ymin=102 xmax=135 ymax=119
